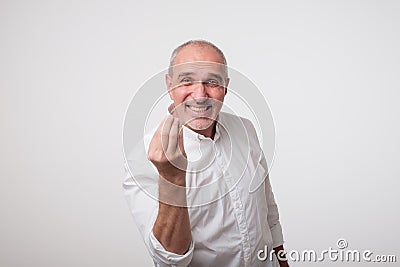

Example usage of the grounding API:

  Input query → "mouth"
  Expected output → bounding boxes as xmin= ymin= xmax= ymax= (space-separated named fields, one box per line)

xmin=185 ymin=104 xmax=212 ymax=114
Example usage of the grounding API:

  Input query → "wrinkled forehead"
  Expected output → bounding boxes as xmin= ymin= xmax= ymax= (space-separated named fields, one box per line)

xmin=170 ymin=61 xmax=228 ymax=79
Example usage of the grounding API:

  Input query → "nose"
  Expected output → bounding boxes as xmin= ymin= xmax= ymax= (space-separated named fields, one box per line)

xmin=191 ymin=81 xmax=208 ymax=99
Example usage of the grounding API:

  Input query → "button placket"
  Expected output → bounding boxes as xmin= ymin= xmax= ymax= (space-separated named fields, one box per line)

xmin=228 ymin=185 xmax=252 ymax=266
xmin=215 ymin=126 xmax=252 ymax=266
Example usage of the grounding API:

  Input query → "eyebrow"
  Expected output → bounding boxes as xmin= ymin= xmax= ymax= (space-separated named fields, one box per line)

xmin=177 ymin=72 xmax=196 ymax=79
xmin=208 ymin=73 xmax=223 ymax=82
xmin=177 ymin=72 xmax=224 ymax=82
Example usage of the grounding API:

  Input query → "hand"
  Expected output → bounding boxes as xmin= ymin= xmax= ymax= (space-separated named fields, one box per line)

xmin=147 ymin=115 xmax=187 ymax=185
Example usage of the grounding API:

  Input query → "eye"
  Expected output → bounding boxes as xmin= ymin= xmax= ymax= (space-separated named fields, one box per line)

xmin=180 ymin=78 xmax=192 ymax=86
xmin=205 ymin=79 xmax=219 ymax=87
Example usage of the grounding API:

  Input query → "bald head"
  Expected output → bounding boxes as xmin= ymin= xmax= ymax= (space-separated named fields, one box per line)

xmin=168 ymin=40 xmax=227 ymax=76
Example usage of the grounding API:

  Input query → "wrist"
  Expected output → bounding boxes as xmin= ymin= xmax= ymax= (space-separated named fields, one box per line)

xmin=158 ymin=170 xmax=186 ymax=186
xmin=158 ymin=173 xmax=187 ymax=206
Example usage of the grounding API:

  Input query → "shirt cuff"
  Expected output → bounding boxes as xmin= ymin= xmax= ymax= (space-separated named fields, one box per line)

xmin=270 ymin=221 xmax=284 ymax=248
xmin=149 ymin=231 xmax=194 ymax=267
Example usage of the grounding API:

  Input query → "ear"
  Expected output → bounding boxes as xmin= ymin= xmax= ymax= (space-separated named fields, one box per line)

xmin=165 ymin=73 xmax=173 ymax=100
xmin=224 ymin=77 xmax=230 ymax=95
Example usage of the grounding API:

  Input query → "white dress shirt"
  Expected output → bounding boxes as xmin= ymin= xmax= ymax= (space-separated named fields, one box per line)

xmin=123 ymin=111 xmax=284 ymax=267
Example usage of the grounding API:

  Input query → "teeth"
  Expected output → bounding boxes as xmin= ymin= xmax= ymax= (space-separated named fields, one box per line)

xmin=188 ymin=106 xmax=210 ymax=113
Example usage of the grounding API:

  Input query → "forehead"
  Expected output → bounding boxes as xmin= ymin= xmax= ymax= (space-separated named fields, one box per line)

xmin=172 ymin=61 xmax=226 ymax=78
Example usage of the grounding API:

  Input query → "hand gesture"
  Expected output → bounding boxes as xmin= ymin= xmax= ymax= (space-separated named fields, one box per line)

xmin=147 ymin=115 xmax=187 ymax=186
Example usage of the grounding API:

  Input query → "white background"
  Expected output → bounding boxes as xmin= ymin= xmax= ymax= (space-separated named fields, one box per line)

xmin=1 ymin=0 xmax=399 ymax=266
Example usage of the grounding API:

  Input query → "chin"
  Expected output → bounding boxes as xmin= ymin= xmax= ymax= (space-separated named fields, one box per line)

xmin=187 ymin=118 xmax=214 ymax=132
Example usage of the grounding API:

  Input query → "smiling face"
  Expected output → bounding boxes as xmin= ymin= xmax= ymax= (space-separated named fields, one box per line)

xmin=166 ymin=45 xmax=229 ymax=138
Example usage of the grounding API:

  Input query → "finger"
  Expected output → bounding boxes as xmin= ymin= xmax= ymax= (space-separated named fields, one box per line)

xmin=167 ymin=117 xmax=179 ymax=156
xmin=168 ymin=103 xmax=176 ymax=117
xmin=178 ymin=120 xmax=186 ymax=157
xmin=161 ymin=115 xmax=174 ymax=153
xmin=170 ymin=103 xmax=180 ymax=119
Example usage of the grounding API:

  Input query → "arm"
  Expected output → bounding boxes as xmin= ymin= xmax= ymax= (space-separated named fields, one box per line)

xmin=244 ymin=118 xmax=289 ymax=266
xmin=265 ymin=174 xmax=289 ymax=266
xmin=260 ymin=154 xmax=289 ymax=267
xmin=153 ymin=197 xmax=191 ymax=254
xmin=123 ymin=163 xmax=194 ymax=267
xmin=148 ymin=115 xmax=192 ymax=255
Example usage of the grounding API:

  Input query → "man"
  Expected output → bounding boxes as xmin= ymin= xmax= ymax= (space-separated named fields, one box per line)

xmin=123 ymin=40 xmax=288 ymax=267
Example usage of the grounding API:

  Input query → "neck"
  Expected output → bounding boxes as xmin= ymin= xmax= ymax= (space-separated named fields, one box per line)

xmin=188 ymin=121 xmax=216 ymax=140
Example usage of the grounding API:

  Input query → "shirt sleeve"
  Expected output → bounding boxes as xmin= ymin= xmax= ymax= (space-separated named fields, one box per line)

xmin=149 ymin=231 xmax=194 ymax=267
xmin=243 ymin=115 xmax=285 ymax=249
xmin=260 ymin=154 xmax=285 ymax=248
xmin=123 ymin=163 xmax=194 ymax=267
xmin=241 ymin=116 xmax=285 ymax=248
xmin=265 ymin=177 xmax=284 ymax=248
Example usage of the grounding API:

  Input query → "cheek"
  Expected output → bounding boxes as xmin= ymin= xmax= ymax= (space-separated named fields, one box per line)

xmin=210 ymin=90 xmax=225 ymax=102
xmin=170 ymin=89 xmax=187 ymax=104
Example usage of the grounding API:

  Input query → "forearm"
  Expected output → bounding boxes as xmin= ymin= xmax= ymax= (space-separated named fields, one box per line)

xmin=152 ymin=174 xmax=191 ymax=255
xmin=153 ymin=202 xmax=191 ymax=255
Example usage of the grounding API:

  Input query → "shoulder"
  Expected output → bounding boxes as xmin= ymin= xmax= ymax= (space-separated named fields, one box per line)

xmin=218 ymin=111 xmax=261 ymax=147
xmin=219 ymin=111 xmax=258 ymax=136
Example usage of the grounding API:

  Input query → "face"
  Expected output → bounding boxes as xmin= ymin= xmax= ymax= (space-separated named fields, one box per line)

xmin=166 ymin=45 xmax=229 ymax=137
